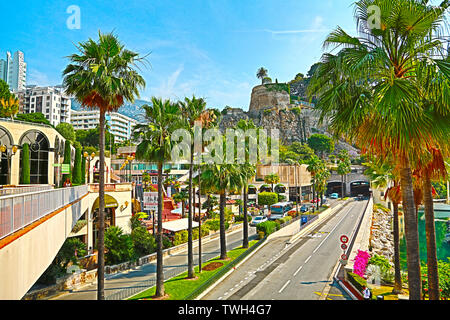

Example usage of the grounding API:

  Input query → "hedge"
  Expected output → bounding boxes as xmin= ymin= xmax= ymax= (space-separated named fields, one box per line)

xmin=72 ymin=147 xmax=82 ymax=185
xmin=256 ymin=221 xmax=279 ymax=237
xmin=347 ymin=271 xmax=367 ymax=293
xmin=258 ymin=192 xmax=278 ymax=207
xmin=62 ymin=140 xmax=72 ymax=184
xmin=21 ymin=143 xmax=30 ymax=184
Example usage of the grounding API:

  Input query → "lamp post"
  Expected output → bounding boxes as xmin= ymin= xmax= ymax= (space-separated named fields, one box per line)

xmin=84 ymin=152 xmax=96 ymax=184
xmin=127 ymin=155 xmax=135 ymax=183
xmin=0 ymin=145 xmax=17 ymax=185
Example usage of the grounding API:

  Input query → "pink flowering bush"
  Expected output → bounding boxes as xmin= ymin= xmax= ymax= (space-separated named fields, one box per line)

xmin=353 ymin=250 xmax=371 ymax=278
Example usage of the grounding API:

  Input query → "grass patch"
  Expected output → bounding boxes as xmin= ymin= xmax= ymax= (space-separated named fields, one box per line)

xmin=128 ymin=240 xmax=259 ymax=300
xmin=369 ymin=285 xmax=410 ymax=300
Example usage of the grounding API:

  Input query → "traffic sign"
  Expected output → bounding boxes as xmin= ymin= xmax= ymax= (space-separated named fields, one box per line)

xmin=341 ymin=253 xmax=348 ymax=260
xmin=340 ymin=235 xmax=349 ymax=244
xmin=341 ymin=243 xmax=348 ymax=250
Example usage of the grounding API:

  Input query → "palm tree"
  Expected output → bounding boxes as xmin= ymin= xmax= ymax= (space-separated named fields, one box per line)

xmin=173 ymin=190 xmax=189 ymax=218
xmin=179 ymin=95 xmax=208 ymax=279
xmin=62 ymin=32 xmax=145 ymax=300
xmin=307 ymin=155 xmax=324 ymax=210
xmin=256 ymin=67 xmax=268 ymax=85
xmin=235 ymin=119 xmax=258 ymax=248
xmin=307 ymin=0 xmax=449 ymax=299
xmin=364 ymin=157 xmax=403 ymax=294
xmin=201 ymin=156 xmax=244 ymax=260
xmin=415 ymin=146 xmax=448 ymax=300
xmin=264 ymin=173 xmax=280 ymax=192
xmin=133 ymin=98 xmax=181 ymax=298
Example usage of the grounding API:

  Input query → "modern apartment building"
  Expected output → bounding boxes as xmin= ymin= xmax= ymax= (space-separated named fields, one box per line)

xmin=0 ymin=51 xmax=27 ymax=92
xmin=16 ymin=85 xmax=71 ymax=126
xmin=70 ymin=110 xmax=138 ymax=142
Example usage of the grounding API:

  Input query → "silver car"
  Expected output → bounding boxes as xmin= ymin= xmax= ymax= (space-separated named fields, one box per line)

xmin=251 ymin=215 xmax=268 ymax=227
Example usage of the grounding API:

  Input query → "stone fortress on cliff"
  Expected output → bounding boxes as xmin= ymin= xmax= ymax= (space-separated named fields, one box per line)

xmin=218 ymin=83 xmax=360 ymax=157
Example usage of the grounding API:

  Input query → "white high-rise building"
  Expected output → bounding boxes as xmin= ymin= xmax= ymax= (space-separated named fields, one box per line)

xmin=71 ymin=109 xmax=138 ymax=142
xmin=16 ymin=85 xmax=71 ymax=126
xmin=1 ymin=51 xmax=27 ymax=92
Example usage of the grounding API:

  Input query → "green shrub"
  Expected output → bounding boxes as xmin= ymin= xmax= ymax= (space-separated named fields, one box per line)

xmin=72 ymin=147 xmax=82 ymax=185
xmin=347 ymin=272 xmax=367 ymax=293
xmin=131 ymin=226 xmax=156 ymax=257
xmin=200 ymin=224 xmax=209 ymax=237
xmin=258 ymin=192 xmax=278 ymax=207
xmin=256 ymin=221 xmax=279 ymax=237
xmin=291 ymin=107 xmax=302 ymax=116
xmin=104 ymin=226 xmax=134 ymax=265
xmin=205 ymin=219 xmax=220 ymax=232
xmin=21 ymin=143 xmax=30 ymax=184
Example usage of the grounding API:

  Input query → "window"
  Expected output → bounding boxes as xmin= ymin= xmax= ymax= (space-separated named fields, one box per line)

xmin=19 ymin=130 xmax=49 ymax=184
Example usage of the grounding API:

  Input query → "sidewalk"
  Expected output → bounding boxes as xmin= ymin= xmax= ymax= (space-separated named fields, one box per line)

xmin=49 ymin=224 xmax=255 ymax=300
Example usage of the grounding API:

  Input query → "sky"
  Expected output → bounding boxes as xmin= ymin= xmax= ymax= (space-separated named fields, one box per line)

xmin=0 ymin=0 xmax=363 ymax=110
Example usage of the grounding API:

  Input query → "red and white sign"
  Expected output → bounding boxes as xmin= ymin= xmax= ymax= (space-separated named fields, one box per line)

xmin=341 ymin=243 xmax=348 ymax=250
xmin=340 ymin=235 xmax=349 ymax=244
xmin=143 ymin=192 xmax=158 ymax=211
xmin=341 ymin=253 xmax=348 ymax=261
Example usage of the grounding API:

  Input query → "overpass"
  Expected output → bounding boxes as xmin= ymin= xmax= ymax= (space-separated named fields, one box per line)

xmin=0 ymin=185 xmax=90 ymax=300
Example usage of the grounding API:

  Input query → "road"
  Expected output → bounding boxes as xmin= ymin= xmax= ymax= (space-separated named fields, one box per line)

xmin=51 ymin=225 xmax=257 ymax=300
xmin=201 ymin=200 xmax=368 ymax=300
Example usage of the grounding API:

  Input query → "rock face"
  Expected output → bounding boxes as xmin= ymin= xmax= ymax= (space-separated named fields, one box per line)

xmin=370 ymin=206 xmax=395 ymax=264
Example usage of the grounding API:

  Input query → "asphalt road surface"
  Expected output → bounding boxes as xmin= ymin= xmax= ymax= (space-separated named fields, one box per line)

xmin=202 ymin=200 xmax=368 ymax=300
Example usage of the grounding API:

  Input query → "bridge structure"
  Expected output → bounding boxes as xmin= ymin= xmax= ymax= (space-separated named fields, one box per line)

xmin=0 ymin=183 xmax=133 ymax=300
xmin=326 ymin=165 xmax=370 ymax=198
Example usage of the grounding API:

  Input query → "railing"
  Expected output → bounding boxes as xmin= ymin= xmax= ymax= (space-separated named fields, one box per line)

xmin=105 ymin=237 xmax=266 ymax=301
xmin=89 ymin=183 xmax=132 ymax=193
xmin=0 ymin=185 xmax=54 ymax=197
xmin=0 ymin=185 xmax=89 ymax=240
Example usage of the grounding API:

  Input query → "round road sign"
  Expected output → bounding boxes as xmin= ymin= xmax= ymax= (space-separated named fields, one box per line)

xmin=341 ymin=253 xmax=348 ymax=260
xmin=341 ymin=243 xmax=348 ymax=250
xmin=340 ymin=235 xmax=349 ymax=244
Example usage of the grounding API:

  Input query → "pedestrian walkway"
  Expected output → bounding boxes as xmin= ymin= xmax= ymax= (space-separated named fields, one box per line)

xmin=50 ymin=225 xmax=256 ymax=300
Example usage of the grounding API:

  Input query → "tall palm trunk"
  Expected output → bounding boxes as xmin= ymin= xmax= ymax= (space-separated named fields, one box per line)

xmin=399 ymin=160 xmax=422 ymax=300
xmin=219 ymin=191 xmax=228 ymax=260
xmin=392 ymin=201 xmax=403 ymax=294
xmin=341 ymin=175 xmax=345 ymax=199
xmin=295 ymin=165 xmax=299 ymax=214
xmin=243 ymin=184 xmax=249 ymax=249
xmin=423 ymin=174 xmax=440 ymax=300
xmin=97 ymin=110 xmax=106 ymax=300
xmin=187 ymin=145 xmax=194 ymax=278
xmin=198 ymin=175 xmax=202 ymax=273
xmin=155 ymin=162 xmax=165 ymax=297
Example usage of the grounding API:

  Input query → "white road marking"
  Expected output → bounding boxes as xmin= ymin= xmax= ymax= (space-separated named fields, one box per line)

xmin=293 ymin=265 xmax=303 ymax=277
xmin=304 ymin=256 xmax=312 ymax=264
xmin=278 ymin=280 xmax=291 ymax=293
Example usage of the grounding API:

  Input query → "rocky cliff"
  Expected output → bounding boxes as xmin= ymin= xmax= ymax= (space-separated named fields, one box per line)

xmin=219 ymin=84 xmax=360 ymax=157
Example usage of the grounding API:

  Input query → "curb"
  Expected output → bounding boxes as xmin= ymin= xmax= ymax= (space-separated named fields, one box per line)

xmin=195 ymin=238 xmax=269 ymax=300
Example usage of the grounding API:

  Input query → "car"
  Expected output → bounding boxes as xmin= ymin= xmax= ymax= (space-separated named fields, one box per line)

xmin=300 ymin=205 xmax=309 ymax=213
xmin=311 ymin=198 xmax=320 ymax=203
xmin=330 ymin=193 xmax=339 ymax=199
xmin=250 ymin=216 xmax=268 ymax=227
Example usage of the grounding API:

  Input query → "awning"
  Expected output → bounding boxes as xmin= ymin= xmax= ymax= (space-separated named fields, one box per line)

xmin=92 ymin=195 xmax=119 ymax=210
xmin=162 ymin=218 xmax=199 ymax=232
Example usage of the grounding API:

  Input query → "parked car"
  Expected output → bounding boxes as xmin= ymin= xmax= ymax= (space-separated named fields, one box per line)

xmin=330 ymin=193 xmax=339 ymax=199
xmin=311 ymin=198 xmax=320 ymax=203
xmin=250 ymin=215 xmax=268 ymax=227
xmin=300 ymin=205 xmax=309 ymax=213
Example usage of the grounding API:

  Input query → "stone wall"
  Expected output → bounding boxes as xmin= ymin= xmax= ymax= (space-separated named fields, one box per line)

xmin=369 ymin=205 xmax=394 ymax=264
xmin=248 ymin=85 xmax=291 ymax=113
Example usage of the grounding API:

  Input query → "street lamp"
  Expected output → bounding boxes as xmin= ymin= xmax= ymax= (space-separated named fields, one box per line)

xmin=84 ymin=151 xmax=96 ymax=184
xmin=126 ymin=155 xmax=135 ymax=183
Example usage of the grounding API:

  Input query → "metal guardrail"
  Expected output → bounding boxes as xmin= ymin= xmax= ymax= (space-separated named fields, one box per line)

xmin=0 ymin=185 xmax=54 ymax=197
xmin=0 ymin=185 xmax=89 ymax=240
